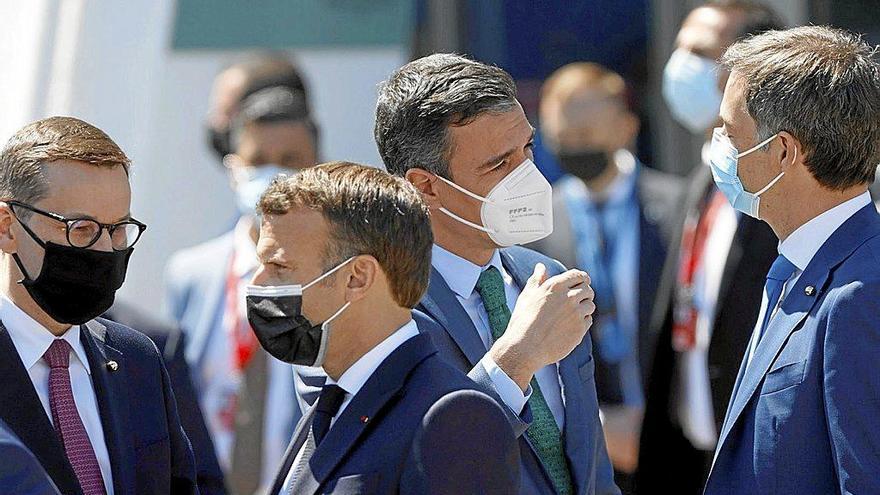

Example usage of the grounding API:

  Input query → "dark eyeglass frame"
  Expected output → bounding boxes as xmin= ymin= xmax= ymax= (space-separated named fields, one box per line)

xmin=6 ymin=200 xmax=147 ymax=251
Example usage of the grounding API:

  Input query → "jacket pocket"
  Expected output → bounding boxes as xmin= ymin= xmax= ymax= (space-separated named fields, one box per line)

xmin=761 ymin=360 xmax=806 ymax=395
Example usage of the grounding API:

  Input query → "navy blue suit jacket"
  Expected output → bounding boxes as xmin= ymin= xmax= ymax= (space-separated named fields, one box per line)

xmin=417 ymin=245 xmax=619 ymax=495
xmin=0 ymin=318 xmax=198 ymax=495
xmin=105 ymin=302 xmax=226 ymax=494
xmin=269 ymin=333 xmax=520 ymax=494
xmin=705 ymin=204 xmax=880 ymax=494
xmin=0 ymin=418 xmax=59 ymax=495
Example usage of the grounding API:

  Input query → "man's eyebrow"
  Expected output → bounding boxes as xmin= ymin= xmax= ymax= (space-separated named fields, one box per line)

xmin=477 ymin=127 xmax=536 ymax=171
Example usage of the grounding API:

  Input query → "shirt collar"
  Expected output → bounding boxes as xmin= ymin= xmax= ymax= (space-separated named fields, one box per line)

xmin=431 ymin=244 xmax=505 ymax=299
xmin=779 ymin=191 xmax=872 ymax=271
xmin=325 ymin=318 xmax=419 ymax=397
xmin=232 ymin=216 xmax=259 ymax=277
xmin=0 ymin=296 xmax=90 ymax=373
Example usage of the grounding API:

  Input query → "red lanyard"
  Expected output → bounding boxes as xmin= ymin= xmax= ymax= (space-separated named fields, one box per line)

xmin=673 ymin=190 xmax=727 ymax=351
xmin=225 ymin=251 xmax=258 ymax=370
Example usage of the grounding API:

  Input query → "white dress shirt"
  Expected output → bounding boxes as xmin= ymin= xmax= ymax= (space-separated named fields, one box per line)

xmin=1 ymin=296 xmax=114 ymax=494
xmin=745 ymin=191 xmax=872 ymax=366
xmin=281 ymin=319 xmax=420 ymax=493
xmin=676 ymin=195 xmax=739 ymax=451
xmin=199 ymin=217 xmax=295 ymax=487
xmin=431 ymin=245 xmax=566 ymax=429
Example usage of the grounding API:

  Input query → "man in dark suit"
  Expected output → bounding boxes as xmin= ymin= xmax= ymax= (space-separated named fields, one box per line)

xmin=247 ymin=162 xmax=519 ymax=494
xmin=105 ymin=301 xmax=227 ymax=495
xmin=0 ymin=418 xmax=60 ymax=495
xmin=704 ymin=25 xmax=880 ymax=494
xmin=528 ymin=62 xmax=683 ymax=491
xmin=375 ymin=53 xmax=618 ymax=495
xmin=638 ymin=2 xmax=784 ymax=493
xmin=0 ymin=116 xmax=196 ymax=494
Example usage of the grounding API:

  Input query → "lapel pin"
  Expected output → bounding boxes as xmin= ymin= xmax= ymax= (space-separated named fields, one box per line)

xmin=106 ymin=360 xmax=119 ymax=372
xmin=804 ymin=286 xmax=816 ymax=296
xmin=360 ymin=416 xmax=370 ymax=424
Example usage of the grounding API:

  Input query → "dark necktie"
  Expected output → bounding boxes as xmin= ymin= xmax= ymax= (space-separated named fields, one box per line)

xmin=286 ymin=384 xmax=347 ymax=493
xmin=43 ymin=339 xmax=107 ymax=495
xmin=758 ymin=254 xmax=798 ymax=344
xmin=475 ymin=266 xmax=573 ymax=495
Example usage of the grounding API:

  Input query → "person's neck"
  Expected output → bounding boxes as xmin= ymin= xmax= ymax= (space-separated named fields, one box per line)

xmin=1 ymin=260 xmax=71 ymax=336
xmin=770 ymin=186 xmax=868 ymax=241
xmin=322 ymin=304 xmax=411 ymax=381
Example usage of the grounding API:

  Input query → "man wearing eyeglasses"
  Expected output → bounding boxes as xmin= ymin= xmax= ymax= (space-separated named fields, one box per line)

xmin=0 ymin=116 xmax=197 ymax=494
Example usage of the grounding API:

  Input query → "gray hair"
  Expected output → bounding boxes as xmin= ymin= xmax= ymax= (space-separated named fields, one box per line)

xmin=721 ymin=25 xmax=880 ymax=189
xmin=374 ymin=53 xmax=518 ymax=179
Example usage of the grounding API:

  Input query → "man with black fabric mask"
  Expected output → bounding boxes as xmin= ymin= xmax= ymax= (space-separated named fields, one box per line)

xmin=529 ymin=62 xmax=683 ymax=493
xmin=0 ymin=116 xmax=197 ymax=494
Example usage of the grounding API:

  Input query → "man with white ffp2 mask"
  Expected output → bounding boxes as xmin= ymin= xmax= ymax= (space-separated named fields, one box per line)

xmin=372 ymin=53 xmax=617 ymax=495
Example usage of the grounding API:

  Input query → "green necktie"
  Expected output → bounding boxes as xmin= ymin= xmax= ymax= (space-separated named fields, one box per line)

xmin=475 ymin=266 xmax=574 ymax=495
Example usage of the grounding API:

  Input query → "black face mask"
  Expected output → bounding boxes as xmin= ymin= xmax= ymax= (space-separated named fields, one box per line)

xmin=245 ymin=290 xmax=330 ymax=366
xmin=207 ymin=125 xmax=230 ymax=160
xmin=557 ymin=149 xmax=613 ymax=183
xmin=12 ymin=234 xmax=132 ymax=325
xmin=245 ymin=258 xmax=353 ymax=366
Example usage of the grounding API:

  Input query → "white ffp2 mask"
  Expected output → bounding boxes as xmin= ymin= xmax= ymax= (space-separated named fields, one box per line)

xmin=435 ymin=158 xmax=554 ymax=247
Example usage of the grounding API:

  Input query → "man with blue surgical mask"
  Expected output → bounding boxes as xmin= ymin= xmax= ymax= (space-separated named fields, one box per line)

xmin=639 ymin=2 xmax=784 ymax=493
xmin=165 ymin=58 xmax=319 ymax=495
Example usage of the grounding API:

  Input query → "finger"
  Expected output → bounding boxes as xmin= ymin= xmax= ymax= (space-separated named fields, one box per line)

xmin=547 ymin=269 xmax=590 ymax=291
xmin=567 ymin=287 xmax=594 ymax=304
xmin=526 ymin=263 xmax=548 ymax=288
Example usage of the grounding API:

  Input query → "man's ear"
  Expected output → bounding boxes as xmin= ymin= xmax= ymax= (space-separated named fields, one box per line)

xmin=405 ymin=168 xmax=442 ymax=209
xmin=777 ymin=131 xmax=802 ymax=173
xmin=345 ymin=255 xmax=378 ymax=303
xmin=0 ymin=204 xmax=18 ymax=255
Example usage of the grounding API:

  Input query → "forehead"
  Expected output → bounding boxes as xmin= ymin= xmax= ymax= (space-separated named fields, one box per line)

xmin=238 ymin=121 xmax=313 ymax=153
xmin=677 ymin=6 xmax=742 ymax=58
xmin=37 ymin=160 xmax=131 ymax=221
xmin=445 ymin=104 xmax=531 ymax=171
xmin=258 ymin=207 xmax=328 ymax=262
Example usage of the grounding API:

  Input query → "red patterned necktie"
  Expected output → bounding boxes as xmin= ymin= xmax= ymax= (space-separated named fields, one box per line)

xmin=43 ymin=339 xmax=107 ymax=495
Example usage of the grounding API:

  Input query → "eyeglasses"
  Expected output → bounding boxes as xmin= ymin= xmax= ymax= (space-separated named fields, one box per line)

xmin=7 ymin=201 xmax=147 ymax=251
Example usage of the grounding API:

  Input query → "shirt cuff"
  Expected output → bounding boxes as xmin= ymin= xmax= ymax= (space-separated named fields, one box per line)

xmin=479 ymin=354 xmax=532 ymax=415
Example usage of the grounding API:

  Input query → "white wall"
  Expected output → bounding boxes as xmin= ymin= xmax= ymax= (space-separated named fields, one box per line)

xmin=0 ymin=0 xmax=407 ymax=314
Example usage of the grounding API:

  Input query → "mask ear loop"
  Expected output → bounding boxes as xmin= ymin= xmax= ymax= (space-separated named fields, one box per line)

xmin=303 ymin=256 xmax=356 ymax=291
xmin=433 ymin=175 xmax=498 ymax=234
xmin=754 ymin=138 xmax=795 ymax=198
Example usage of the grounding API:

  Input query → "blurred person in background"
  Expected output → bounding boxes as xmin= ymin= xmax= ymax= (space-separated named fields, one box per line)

xmin=529 ymin=62 xmax=683 ymax=494
xmin=638 ymin=1 xmax=783 ymax=493
xmin=0 ymin=417 xmax=60 ymax=494
xmin=164 ymin=55 xmax=319 ymax=495
xmin=0 ymin=116 xmax=196 ymax=494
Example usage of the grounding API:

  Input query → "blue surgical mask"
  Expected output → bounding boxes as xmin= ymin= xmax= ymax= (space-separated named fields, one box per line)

xmin=229 ymin=163 xmax=290 ymax=216
xmin=662 ymin=49 xmax=723 ymax=133
xmin=708 ymin=127 xmax=781 ymax=219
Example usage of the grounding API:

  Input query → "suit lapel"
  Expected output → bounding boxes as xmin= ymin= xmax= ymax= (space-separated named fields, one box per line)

xmin=418 ymin=267 xmax=486 ymax=366
xmin=716 ymin=204 xmax=880 ymax=454
xmin=268 ymin=406 xmax=317 ymax=495
xmin=301 ymin=334 xmax=437 ymax=494
xmin=81 ymin=320 xmax=135 ymax=494
xmin=0 ymin=322 xmax=82 ymax=494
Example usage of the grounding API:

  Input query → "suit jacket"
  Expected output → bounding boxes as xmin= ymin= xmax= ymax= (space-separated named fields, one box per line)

xmin=0 ymin=418 xmax=60 ymax=495
xmin=705 ymin=204 xmax=880 ymax=494
xmin=105 ymin=301 xmax=226 ymax=495
xmin=416 ymin=245 xmax=619 ymax=495
xmin=529 ymin=168 xmax=683 ymax=394
xmin=0 ymin=318 xmax=197 ymax=495
xmin=638 ymin=164 xmax=777 ymax=493
xmin=269 ymin=333 xmax=520 ymax=495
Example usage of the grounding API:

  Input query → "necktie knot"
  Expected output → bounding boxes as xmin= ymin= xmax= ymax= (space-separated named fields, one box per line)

xmin=43 ymin=339 xmax=71 ymax=369
xmin=767 ymin=254 xmax=797 ymax=282
xmin=316 ymin=384 xmax=347 ymax=418
xmin=475 ymin=266 xmax=507 ymax=311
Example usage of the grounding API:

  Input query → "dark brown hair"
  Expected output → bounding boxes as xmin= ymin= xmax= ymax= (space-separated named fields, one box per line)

xmin=259 ymin=161 xmax=433 ymax=308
